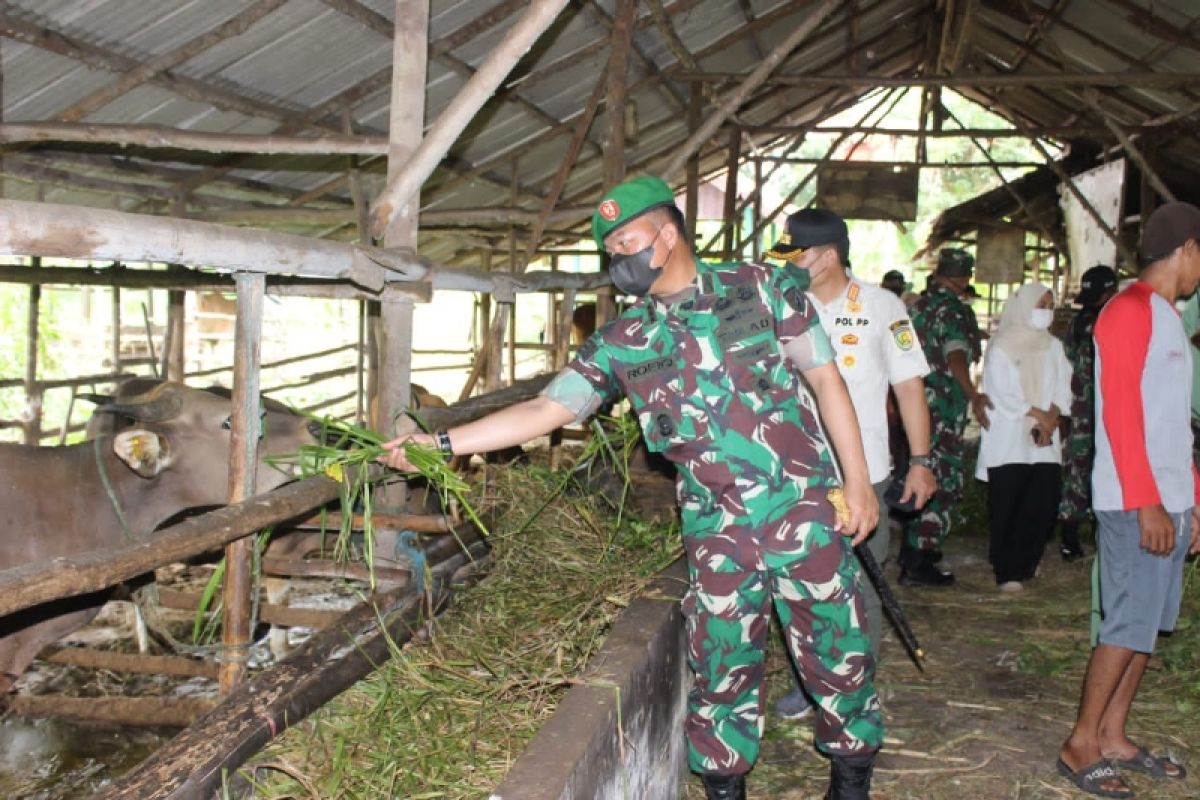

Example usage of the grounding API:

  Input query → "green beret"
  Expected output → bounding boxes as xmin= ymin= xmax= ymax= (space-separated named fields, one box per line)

xmin=592 ymin=175 xmax=677 ymax=250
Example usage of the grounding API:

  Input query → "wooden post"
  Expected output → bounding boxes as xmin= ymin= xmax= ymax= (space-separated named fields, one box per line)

xmin=164 ymin=283 xmax=186 ymax=382
xmin=752 ymin=158 xmax=763 ymax=261
xmin=23 ymin=277 xmax=40 ymax=445
xmin=685 ymin=84 xmax=702 ymax=239
xmin=218 ymin=272 xmax=265 ymax=693
xmin=597 ymin=0 xmax=636 ymax=327
xmin=370 ymin=0 xmax=570 ymax=237
xmin=111 ymin=266 xmax=122 ymax=379
xmin=722 ymin=127 xmax=741 ymax=261
xmin=373 ymin=0 xmax=428 ymax=447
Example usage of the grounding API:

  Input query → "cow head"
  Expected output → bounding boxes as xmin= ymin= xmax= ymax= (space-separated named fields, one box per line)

xmin=92 ymin=382 xmax=318 ymax=507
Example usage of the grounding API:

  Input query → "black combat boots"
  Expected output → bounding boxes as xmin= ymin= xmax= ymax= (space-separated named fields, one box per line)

xmin=700 ymin=772 xmax=747 ymax=800
xmin=824 ymin=752 xmax=876 ymax=799
xmin=898 ymin=548 xmax=954 ymax=586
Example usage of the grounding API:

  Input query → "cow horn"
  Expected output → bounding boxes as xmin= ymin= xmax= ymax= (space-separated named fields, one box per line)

xmin=96 ymin=383 xmax=184 ymax=422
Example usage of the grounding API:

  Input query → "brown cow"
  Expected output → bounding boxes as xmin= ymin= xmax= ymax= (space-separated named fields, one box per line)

xmin=0 ymin=382 xmax=318 ymax=696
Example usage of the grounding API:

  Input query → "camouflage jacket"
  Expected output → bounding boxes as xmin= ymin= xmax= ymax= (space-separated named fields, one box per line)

xmin=909 ymin=283 xmax=980 ymax=416
xmin=1063 ymin=307 xmax=1100 ymax=431
xmin=566 ymin=259 xmax=839 ymax=535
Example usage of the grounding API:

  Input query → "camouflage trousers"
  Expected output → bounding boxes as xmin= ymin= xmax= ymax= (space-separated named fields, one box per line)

xmin=1057 ymin=422 xmax=1095 ymax=524
xmin=903 ymin=409 xmax=967 ymax=552
xmin=681 ymin=500 xmax=883 ymax=775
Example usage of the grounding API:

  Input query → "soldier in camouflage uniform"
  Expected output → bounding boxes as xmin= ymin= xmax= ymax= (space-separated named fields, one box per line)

xmin=381 ymin=176 xmax=883 ymax=800
xmin=1056 ymin=265 xmax=1118 ymax=561
xmin=901 ymin=249 xmax=991 ymax=586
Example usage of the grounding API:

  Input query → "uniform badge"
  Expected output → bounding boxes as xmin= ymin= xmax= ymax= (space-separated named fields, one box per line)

xmin=783 ymin=285 xmax=808 ymax=313
xmin=847 ymin=301 xmax=862 ymax=313
xmin=598 ymin=198 xmax=620 ymax=221
xmin=842 ymin=354 xmax=856 ymax=368
xmin=889 ymin=319 xmax=915 ymax=351
xmin=841 ymin=333 xmax=859 ymax=346
xmin=846 ymin=284 xmax=861 ymax=313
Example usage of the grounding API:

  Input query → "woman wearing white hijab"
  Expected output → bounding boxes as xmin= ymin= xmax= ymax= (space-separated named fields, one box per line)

xmin=976 ymin=282 xmax=1073 ymax=591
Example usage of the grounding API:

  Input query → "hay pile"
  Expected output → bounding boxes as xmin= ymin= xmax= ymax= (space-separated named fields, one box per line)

xmin=242 ymin=462 xmax=682 ymax=799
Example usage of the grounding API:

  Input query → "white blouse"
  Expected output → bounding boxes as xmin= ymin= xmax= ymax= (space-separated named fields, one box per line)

xmin=975 ymin=339 xmax=1073 ymax=479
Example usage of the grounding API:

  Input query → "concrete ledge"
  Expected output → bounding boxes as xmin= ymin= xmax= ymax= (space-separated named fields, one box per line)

xmin=490 ymin=558 xmax=690 ymax=800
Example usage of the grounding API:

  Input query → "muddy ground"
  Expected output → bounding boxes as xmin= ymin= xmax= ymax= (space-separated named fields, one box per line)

xmin=682 ymin=492 xmax=1200 ymax=800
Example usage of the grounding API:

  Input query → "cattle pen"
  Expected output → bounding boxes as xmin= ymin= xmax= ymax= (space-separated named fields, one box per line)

xmin=1 ymin=0 xmax=1199 ymax=798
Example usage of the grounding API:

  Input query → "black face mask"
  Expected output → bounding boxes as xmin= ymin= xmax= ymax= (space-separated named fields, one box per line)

xmin=609 ymin=228 xmax=669 ymax=296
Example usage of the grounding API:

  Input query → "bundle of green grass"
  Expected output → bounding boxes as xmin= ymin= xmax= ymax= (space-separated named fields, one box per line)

xmin=241 ymin=439 xmax=682 ymax=799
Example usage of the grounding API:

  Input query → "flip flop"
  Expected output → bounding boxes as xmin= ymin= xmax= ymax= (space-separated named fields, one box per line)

xmin=1112 ymin=746 xmax=1186 ymax=779
xmin=1056 ymin=758 xmax=1134 ymax=799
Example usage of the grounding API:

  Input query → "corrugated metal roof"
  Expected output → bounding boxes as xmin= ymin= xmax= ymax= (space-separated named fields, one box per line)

xmin=1 ymin=0 xmax=1197 ymax=267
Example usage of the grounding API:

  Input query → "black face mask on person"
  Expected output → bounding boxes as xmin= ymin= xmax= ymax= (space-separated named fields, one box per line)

xmin=608 ymin=227 xmax=673 ymax=296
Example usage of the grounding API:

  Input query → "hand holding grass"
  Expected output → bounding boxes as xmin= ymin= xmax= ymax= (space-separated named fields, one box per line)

xmin=379 ymin=431 xmax=437 ymax=472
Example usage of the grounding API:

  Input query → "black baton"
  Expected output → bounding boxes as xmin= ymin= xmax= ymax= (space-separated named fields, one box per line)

xmin=855 ymin=543 xmax=926 ymax=672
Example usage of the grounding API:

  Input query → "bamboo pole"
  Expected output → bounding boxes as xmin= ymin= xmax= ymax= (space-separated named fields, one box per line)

xmin=658 ymin=0 xmax=841 ymax=181
xmin=370 ymin=0 xmax=571 ymax=238
xmin=219 ymin=273 xmax=265 ymax=693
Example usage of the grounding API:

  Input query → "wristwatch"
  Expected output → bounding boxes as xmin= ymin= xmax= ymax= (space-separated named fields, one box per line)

xmin=908 ymin=454 xmax=935 ymax=470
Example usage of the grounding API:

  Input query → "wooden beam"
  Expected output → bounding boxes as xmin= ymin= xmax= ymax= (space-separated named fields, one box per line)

xmin=583 ymin=0 xmax=687 ymax=110
xmin=370 ymin=0 xmax=570 ymax=238
xmin=737 ymin=123 xmax=1146 ymax=137
xmin=0 ymin=199 xmax=420 ymax=288
xmin=0 ymin=475 xmax=343 ymax=620
xmin=669 ymin=70 xmax=1200 ymax=88
xmin=9 ymin=695 xmax=216 ymax=728
xmin=96 ymin=544 xmax=487 ymax=800
xmin=0 ymin=123 xmax=388 ymax=155
xmin=196 ymin=205 xmax=592 ymax=227
xmin=518 ymin=70 xmax=608 ymax=270
xmin=658 ymin=0 xmax=842 ymax=181
xmin=714 ymin=89 xmax=900 ymax=257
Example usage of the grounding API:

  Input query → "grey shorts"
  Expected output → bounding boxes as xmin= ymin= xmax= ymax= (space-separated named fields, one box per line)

xmin=1094 ymin=509 xmax=1191 ymax=653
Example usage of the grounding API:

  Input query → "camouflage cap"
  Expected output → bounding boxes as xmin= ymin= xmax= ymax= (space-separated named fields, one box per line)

xmin=936 ymin=248 xmax=974 ymax=276
xmin=592 ymin=175 xmax=678 ymax=250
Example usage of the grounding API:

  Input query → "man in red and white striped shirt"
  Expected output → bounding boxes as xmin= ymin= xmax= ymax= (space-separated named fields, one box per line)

xmin=1058 ymin=202 xmax=1200 ymax=798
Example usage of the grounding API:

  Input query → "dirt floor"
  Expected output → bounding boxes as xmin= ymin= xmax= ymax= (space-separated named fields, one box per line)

xmin=681 ymin=485 xmax=1200 ymax=800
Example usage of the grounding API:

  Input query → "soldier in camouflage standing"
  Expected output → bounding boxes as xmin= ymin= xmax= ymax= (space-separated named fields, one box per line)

xmin=900 ymin=249 xmax=992 ymax=586
xmin=1056 ymin=265 xmax=1118 ymax=561
xmin=381 ymin=175 xmax=884 ymax=800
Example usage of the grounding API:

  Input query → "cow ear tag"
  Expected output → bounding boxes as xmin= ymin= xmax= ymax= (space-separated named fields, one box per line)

xmin=114 ymin=430 xmax=172 ymax=478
